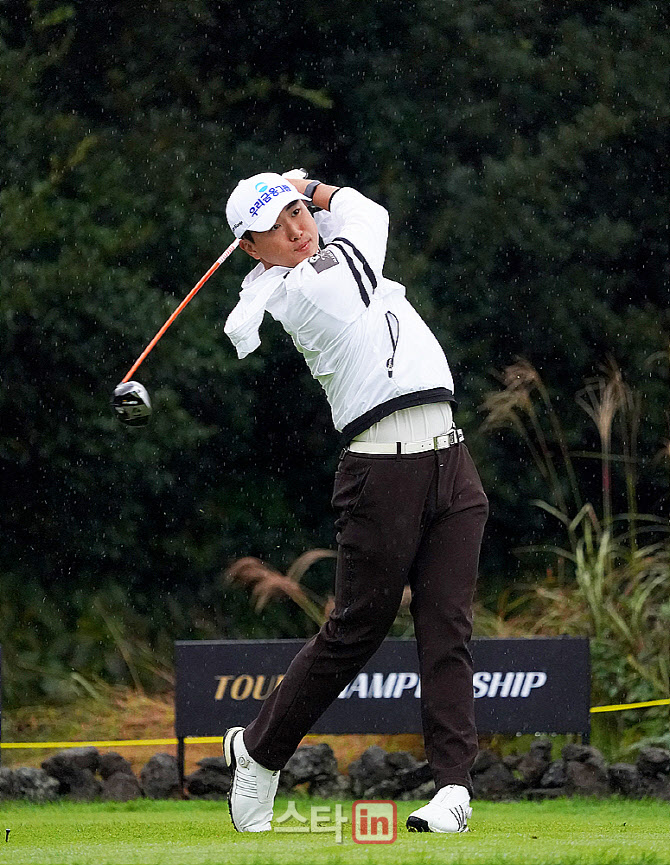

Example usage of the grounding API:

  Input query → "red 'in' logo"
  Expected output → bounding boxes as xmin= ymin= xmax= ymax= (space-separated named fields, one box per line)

xmin=352 ymin=800 xmax=397 ymax=844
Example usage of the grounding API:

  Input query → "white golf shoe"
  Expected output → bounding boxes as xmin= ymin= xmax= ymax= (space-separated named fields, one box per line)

xmin=223 ymin=726 xmax=280 ymax=832
xmin=406 ymin=784 xmax=472 ymax=833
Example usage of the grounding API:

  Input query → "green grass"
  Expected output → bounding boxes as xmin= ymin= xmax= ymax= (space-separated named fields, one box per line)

xmin=0 ymin=797 xmax=668 ymax=865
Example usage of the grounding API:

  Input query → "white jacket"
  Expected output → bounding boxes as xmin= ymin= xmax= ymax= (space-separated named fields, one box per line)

xmin=224 ymin=188 xmax=454 ymax=438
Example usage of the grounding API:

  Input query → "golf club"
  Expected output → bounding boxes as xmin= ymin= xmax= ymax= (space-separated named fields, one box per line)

xmin=112 ymin=237 xmax=239 ymax=425
xmin=111 ymin=380 xmax=153 ymax=427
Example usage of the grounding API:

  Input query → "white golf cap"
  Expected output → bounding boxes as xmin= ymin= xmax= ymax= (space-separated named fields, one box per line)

xmin=226 ymin=172 xmax=310 ymax=239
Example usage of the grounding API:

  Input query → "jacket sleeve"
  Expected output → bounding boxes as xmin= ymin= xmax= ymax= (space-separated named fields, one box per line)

xmin=223 ymin=269 xmax=287 ymax=358
xmin=315 ymin=187 xmax=389 ymax=276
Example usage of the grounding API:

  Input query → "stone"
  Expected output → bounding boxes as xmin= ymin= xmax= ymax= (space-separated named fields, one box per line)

xmin=42 ymin=747 xmax=100 ymax=775
xmin=99 ymin=752 xmax=134 ymax=780
xmin=565 ymin=760 xmax=609 ymax=797
xmin=638 ymin=776 xmax=670 ymax=801
xmin=65 ymin=769 xmax=102 ymax=801
xmin=529 ymin=739 xmax=553 ymax=760
xmin=471 ymin=749 xmax=499 ymax=775
xmin=140 ymin=753 xmax=181 ymax=799
xmin=399 ymin=779 xmax=436 ymax=801
xmin=503 ymin=755 xmax=522 ymax=771
xmin=0 ymin=767 xmax=15 ymax=799
xmin=561 ymin=744 xmax=607 ymax=771
xmin=281 ymin=744 xmax=338 ymax=789
xmin=472 ymin=762 xmax=518 ymax=800
xmin=310 ymin=774 xmax=351 ymax=799
xmin=523 ymin=787 xmax=568 ymax=800
xmin=13 ymin=767 xmax=59 ymax=802
xmin=609 ymin=763 xmax=642 ymax=797
xmin=102 ymin=772 xmax=143 ymax=802
xmin=41 ymin=752 xmax=102 ymax=801
xmin=517 ymin=739 xmax=553 ymax=787
xmin=185 ymin=759 xmax=232 ymax=799
xmin=386 ymin=751 xmax=420 ymax=772
xmin=363 ymin=777 xmax=400 ymax=799
xmin=196 ymin=756 xmax=230 ymax=772
xmin=561 ymin=743 xmax=589 ymax=762
xmin=42 ymin=748 xmax=103 ymax=799
xmin=358 ymin=745 xmax=394 ymax=779
xmin=75 ymin=769 xmax=102 ymax=801
xmin=541 ymin=761 xmax=567 ymax=788
xmin=65 ymin=746 xmax=101 ymax=772
xmin=636 ymin=747 xmax=670 ymax=779
xmin=394 ymin=761 xmax=432 ymax=793
xmin=345 ymin=748 xmax=424 ymax=799
xmin=348 ymin=746 xmax=394 ymax=798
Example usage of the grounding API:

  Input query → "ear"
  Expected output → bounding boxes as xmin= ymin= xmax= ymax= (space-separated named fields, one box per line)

xmin=239 ymin=238 xmax=260 ymax=260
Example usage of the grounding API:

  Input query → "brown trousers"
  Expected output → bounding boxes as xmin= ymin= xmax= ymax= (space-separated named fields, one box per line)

xmin=244 ymin=442 xmax=488 ymax=794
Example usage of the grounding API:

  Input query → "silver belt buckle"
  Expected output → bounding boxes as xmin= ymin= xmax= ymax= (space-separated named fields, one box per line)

xmin=447 ymin=428 xmax=463 ymax=447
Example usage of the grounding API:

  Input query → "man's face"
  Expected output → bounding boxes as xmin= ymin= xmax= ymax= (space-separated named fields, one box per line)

xmin=240 ymin=200 xmax=319 ymax=269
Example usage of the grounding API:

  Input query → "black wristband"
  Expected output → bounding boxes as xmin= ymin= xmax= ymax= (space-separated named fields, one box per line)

xmin=304 ymin=180 xmax=321 ymax=201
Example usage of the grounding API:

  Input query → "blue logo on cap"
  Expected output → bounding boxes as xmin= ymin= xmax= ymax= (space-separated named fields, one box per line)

xmin=248 ymin=183 xmax=292 ymax=219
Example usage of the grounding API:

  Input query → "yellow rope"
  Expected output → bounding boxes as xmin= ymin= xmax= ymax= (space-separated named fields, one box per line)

xmin=0 ymin=736 xmax=220 ymax=750
xmin=589 ymin=698 xmax=670 ymax=714
xmin=1 ymin=699 xmax=667 ymax=749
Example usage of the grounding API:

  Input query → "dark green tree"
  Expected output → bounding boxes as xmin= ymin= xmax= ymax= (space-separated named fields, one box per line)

xmin=1 ymin=0 xmax=667 ymax=703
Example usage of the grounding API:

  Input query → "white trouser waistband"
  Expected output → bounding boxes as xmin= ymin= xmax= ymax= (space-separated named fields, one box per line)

xmin=347 ymin=428 xmax=464 ymax=455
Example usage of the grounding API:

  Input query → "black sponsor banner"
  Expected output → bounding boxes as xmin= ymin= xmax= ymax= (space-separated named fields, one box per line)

xmin=175 ymin=637 xmax=590 ymax=739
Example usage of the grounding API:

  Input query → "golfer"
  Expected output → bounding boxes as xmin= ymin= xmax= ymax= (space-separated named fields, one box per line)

xmin=222 ymin=171 xmax=488 ymax=834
